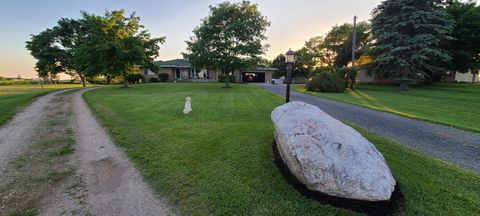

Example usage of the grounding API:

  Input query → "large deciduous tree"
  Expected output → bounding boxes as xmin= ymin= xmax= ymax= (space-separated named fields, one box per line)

xmin=304 ymin=22 xmax=372 ymax=68
xmin=26 ymin=18 xmax=88 ymax=87
xmin=445 ymin=0 xmax=480 ymax=82
xmin=27 ymin=10 xmax=164 ymax=88
xmin=371 ymin=0 xmax=454 ymax=90
xmin=75 ymin=10 xmax=165 ymax=88
xmin=185 ymin=0 xmax=270 ymax=88
xmin=271 ymin=48 xmax=315 ymax=79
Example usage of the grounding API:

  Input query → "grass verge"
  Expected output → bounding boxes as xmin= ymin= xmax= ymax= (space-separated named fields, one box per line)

xmin=294 ymin=83 xmax=480 ymax=133
xmin=84 ymin=83 xmax=480 ymax=215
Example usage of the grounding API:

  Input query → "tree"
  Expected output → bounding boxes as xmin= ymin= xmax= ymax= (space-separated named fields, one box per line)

xmin=304 ymin=22 xmax=372 ymax=68
xmin=271 ymin=48 xmax=315 ymax=79
xmin=371 ymin=0 xmax=454 ymax=90
xmin=446 ymin=0 xmax=480 ymax=82
xmin=26 ymin=18 xmax=91 ymax=87
xmin=185 ymin=0 xmax=270 ymax=88
xmin=27 ymin=10 xmax=164 ymax=88
xmin=78 ymin=10 xmax=165 ymax=88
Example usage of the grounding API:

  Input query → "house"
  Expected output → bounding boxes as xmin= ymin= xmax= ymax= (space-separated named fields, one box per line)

xmin=356 ymin=66 xmax=394 ymax=84
xmin=142 ymin=59 xmax=277 ymax=83
xmin=449 ymin=71 xmax=479 ymax=83
xmin=356 ymin=66 xmax=480 ymax=84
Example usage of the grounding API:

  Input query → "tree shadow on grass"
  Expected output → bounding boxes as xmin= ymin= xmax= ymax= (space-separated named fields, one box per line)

xmin=272 ymin=140 xmax=404 ymax=216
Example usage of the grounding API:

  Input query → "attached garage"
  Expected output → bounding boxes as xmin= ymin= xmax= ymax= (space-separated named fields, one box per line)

xmin=242 ymin=72 xmax=265 ymax=83
xmin=239 ymin=67 xmax=277 ymax=83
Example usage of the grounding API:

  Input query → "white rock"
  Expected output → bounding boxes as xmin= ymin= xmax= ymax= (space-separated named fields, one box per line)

xmin=183 ymin=97 xmax=192 ymax=114
xmin=271 ymin=101 xmax=396 ymax=201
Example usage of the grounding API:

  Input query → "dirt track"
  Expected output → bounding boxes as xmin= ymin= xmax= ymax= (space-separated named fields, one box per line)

xmin=0 ymin=89 xmax=173 ymax=216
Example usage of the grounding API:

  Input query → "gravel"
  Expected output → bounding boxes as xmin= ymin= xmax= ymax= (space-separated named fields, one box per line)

xmin=0 ymin=90 xmax=67 ymax=172
xmin=63 ymin=88 xmax=174 ymax=216
xmin=256 ymin=83 xmax=480 ymax=173
xmin=0 ymin=89 xmax=174 ymax=216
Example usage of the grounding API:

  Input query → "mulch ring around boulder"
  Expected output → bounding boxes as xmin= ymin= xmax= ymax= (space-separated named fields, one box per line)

xmin=272 ymin=140 xmax=404 ymax=216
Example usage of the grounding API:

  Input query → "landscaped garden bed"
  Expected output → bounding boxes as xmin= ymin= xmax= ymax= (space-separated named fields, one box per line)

xmin=84 ymin=83 xmax=480 ymax=215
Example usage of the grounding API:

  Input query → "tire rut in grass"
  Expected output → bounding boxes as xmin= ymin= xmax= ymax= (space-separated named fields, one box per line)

xmin=0 ymin=90 xmax=90 ymax=216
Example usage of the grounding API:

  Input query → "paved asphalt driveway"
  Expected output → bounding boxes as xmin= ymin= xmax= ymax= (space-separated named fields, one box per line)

xmin=256 ymin=83 xmax=480 ymax=173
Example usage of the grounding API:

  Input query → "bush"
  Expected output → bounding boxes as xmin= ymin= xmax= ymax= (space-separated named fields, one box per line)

xmin=218 ymin=74 xmax=236 ymax=83
xmin=158 ymin=73 xmax=169 ymax=82
xmin=148 ymin=77 xmax=159 ymax=83
xmin=306 ymin=71 xmax=346 ymax=93
xmin=126 ymin=74 xmax=142 ymax=84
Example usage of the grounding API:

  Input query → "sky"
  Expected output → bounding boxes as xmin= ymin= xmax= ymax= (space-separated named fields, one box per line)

xmin=0 ymin=0 xmax=382 ymax=79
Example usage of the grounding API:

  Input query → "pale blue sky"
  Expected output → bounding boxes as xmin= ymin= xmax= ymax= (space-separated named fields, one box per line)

xmin=0 ymin=0 xmax=382 ymax=78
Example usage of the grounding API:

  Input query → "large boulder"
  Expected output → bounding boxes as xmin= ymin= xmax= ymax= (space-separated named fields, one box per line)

xmin=271 ymin=101 xmax=396 ymax=201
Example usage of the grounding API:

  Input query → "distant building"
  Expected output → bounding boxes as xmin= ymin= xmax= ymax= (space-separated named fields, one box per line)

xmin=356 ymin=65 xmax=479 ymax=84
xmin=142 ymin=59 xmax=277 ymax=83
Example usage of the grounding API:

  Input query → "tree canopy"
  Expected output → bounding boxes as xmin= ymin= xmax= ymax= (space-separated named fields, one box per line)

xmin=371 ymin=0 xmax=454 ymax=90
xmin=304 ymin=21 xmax=372 ymax=68
xmin=185 ymin=0 xmax=270 ymax=87
xmin=26 ymin=10 xmax=164 ymax=88
xmin=445 ymin=0 xmax=480 ymax=75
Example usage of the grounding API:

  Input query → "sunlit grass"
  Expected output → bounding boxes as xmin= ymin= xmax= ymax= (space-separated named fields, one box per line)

xmin=84 ymin=83 xmax=479 ymax=215
xmin=294 ymin=83 xmax=480 ymax=132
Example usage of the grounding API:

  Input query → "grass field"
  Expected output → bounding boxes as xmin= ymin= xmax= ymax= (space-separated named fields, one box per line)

xmin=294 ymin=83 xmax=480 ymax=132
xmin=0 ymin=84 xmax=83 ymax=125
xmin=84 ymin=83 xmax=479 ymax=216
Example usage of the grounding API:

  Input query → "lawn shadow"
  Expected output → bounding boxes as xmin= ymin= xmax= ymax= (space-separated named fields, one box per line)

xmin=272 ymin=140 xmax=404 ymax=216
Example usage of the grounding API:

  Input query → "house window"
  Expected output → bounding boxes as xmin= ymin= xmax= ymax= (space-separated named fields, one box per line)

xmin=366 ymin=69 xmax=372 ymax=77
xmin=175 ymin=68 xmax=181 ymax=79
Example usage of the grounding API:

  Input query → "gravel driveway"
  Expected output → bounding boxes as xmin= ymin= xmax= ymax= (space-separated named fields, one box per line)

xmin=0 ymin=89 xmax=174 ymax=216
xmin=256 ymin=83 xmax=480 ymax=173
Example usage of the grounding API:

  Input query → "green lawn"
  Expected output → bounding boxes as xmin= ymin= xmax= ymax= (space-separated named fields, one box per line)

xmin=0 ymin=84 xmax=83 ymax=125
xmin=84 ymin=83 xmax=479 ymax=216
xmin=294 ymin=83 xmax=480 ymax=132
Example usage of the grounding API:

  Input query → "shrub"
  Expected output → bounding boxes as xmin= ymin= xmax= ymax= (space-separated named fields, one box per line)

xmin=158 ymin=73 xmax=169 ymax=82
xmin=218 ymin=74 xmax=236 ymax=83
xmin=148 ymin=77 xmax=159 ymax=83
xmin=306 ymin=71 xmax=346 ymax=93
xmin=126 ymin=74 xmax=142 ymax=84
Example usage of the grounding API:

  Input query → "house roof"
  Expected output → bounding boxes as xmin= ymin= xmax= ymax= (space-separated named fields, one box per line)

xmin=154 ymin=59 xmax=279 ymax=72
xmin=256 ymin=67 xmax=279 ymax=71
xmin=155 ymin=59 xmax=191 ymax=68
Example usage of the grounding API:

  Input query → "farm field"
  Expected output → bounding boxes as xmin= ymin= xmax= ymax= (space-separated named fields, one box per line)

xmin=0 ymin=84 xmax=84 ymax=125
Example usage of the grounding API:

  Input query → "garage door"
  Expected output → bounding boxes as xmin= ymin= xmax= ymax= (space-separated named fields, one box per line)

xmin=242 ymin=72 xmax=265 ymax=83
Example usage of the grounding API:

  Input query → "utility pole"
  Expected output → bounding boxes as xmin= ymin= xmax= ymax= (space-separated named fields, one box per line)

xmin=351 ymin=15 xmax=357 ymax=90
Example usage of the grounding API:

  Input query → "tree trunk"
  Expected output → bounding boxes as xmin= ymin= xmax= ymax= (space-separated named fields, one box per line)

xmin=473 ymin=72 xmax=477 ymax=83
xmin=79 ymin=73 xmax=86 ymax=88
xmin=107 ymin=75 xmax=111 ymax=85
xmin=122 ymin=71 xmax=128 ymax=88
xmin=399 ymin=82 xmax=409 ymax=91
xmin=224 ymin=69 xmax=231 ymax=88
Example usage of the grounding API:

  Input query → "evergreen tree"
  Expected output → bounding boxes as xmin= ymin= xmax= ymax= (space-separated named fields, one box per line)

xmin=371 ymin=0 xmax=454 ymax=90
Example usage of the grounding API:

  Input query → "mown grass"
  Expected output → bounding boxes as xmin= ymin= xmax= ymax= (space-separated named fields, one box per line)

xmin=0 ymin=84 xmax=84 ymax=125
xmin=294 ymin=83 xmax=480 ymax=132
xmin=84 ymin=83 xmax=480 ymax=216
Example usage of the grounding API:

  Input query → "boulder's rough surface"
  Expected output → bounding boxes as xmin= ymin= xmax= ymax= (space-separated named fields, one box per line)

xmin=272 ymin=101 xmax=396 ymax=201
